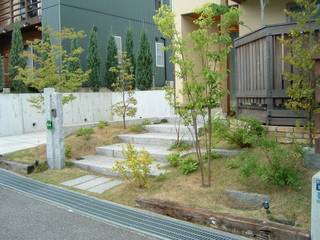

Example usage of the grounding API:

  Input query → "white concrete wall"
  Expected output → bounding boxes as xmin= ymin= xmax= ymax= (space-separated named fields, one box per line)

xmin=239 ymin=0 xmax=292 ymax=36
xmin=0 ymin=90 xmax=174 ymax=137
xmin=111 ymin=90 xmax=174 ymax=121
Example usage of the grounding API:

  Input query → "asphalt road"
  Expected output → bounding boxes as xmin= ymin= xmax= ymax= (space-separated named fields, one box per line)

xmin=0 ymin=186 xmax=156 ymax=240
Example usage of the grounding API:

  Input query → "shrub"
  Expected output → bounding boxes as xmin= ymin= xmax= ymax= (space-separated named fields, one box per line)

xmin=166 ymin=153 xmax=182 ymax=167
xmin=97 ymin=121 xmax=109 ymax=129
xmin=169 ymin=141 xmax=192 ymax=151
xmin=256 ymin=137 xmax=302 ymax=187
xmin=65 ymin=145 xmax=72 ymax=159
xmin=34 ymin=161 xmax=48 ymax=173
xmin=239 ymin=154 xmax=258 ymax=178
xmin=142 ymin=119 xmax=151 ymax=125
xmin=112 ymin=144 xmax=153 ymax=188
xmin=179 ymin=157 xmax=199 ymax=175
xmin=76 ymin=128 xmax=94 ymax=140
xmin=213 ymin=117 xmax=265 ymax=148
xmin=129 ymin=124 xmax=145 ymax=133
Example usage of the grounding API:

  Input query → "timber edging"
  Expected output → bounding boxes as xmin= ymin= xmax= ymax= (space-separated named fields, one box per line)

xmin=136 ymin=198 xmax=310 ymax=240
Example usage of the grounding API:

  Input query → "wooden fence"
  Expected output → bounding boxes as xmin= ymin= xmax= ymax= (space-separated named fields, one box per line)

xmin=234 ymin=22 xmax=320 ymax=126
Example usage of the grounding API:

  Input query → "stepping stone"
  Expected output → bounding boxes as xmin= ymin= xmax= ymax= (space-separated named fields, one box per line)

xmin=61 ymin=175 xmax=98 ymax=187
xmin=87 ymin=179 xmax=123 ymax=194
xmin=75 ymin=177 xmax=112 ymax=190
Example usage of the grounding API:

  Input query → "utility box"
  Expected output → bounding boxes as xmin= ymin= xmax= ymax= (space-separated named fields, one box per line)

xmin=312 ymin=171 xmax=320 ymax=239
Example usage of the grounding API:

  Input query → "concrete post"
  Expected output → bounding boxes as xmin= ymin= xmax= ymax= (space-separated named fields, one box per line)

xmin=312 ymin=171 xmax=320 ymax=239
xmin=44 ymin=88 xmax=65 ymax=170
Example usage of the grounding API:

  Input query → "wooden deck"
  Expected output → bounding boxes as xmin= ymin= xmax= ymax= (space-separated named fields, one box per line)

xmin=234 ymin=22 xmax=320 ymax=126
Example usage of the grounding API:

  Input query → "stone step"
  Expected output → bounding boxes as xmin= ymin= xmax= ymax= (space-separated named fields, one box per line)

xmin=74 ymin=155 xmax=167 ymax=177
xmin=117 ymin=133 xmax=194 ymax=147
xmin=96 ymin=143 xmax=172 ymax=163
xmin=144 ymin=124 xmax=198 ymax=136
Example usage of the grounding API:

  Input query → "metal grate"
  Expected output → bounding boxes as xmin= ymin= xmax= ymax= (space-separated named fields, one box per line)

xmin=0 ymin=169 xmax=245 ymax=240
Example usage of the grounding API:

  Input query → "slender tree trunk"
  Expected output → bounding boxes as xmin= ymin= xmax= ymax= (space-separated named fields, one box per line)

xmin=309 ymin=109 xmax=313 ymax=147
xmin=207 ymin=107 xmax=212 ymax=187
xmin=123 ymin=114 xmax=126 ymax=129
xmin=192 ymin=113 xmax=204 ymax=187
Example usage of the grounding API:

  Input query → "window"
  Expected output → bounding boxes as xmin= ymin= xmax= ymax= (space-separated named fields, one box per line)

xmin=114 ymin=36 xmax=122 ymax=54
xmin=155 ymin=0 xmax=172 ymax=11
xmin=155 ymin=42 xmax=165 ymax=68
xmin=155 ymin=0 xmax=162 ymax=11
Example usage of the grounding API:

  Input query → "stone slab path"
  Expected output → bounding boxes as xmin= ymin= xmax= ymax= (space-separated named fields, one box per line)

xmin=61 ymin=175 xmax=123 ymax=194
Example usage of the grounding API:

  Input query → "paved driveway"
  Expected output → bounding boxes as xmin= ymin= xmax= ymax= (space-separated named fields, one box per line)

xmin=0 ymin=132 xmax=46 ymax=155
xmin=0 ymin=187 xmax=155 ymax=240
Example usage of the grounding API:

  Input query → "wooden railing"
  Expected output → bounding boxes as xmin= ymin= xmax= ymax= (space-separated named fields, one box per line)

xmin=0 ymin=0 xmax=41 ymax=28
xmin=234 ymin=22 xmax=320 ymax=126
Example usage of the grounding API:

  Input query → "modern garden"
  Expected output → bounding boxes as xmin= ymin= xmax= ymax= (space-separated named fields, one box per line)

xmin=1 ymin=1 xmax=320 ymax=239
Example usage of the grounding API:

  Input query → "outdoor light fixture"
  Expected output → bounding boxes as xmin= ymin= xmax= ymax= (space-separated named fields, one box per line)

xmin=262 ymin=200 xmax=271 ymax=214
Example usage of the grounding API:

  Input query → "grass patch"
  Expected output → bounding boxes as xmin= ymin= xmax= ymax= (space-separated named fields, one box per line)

xmin=5 ymin=124 xmax=130 ymax=165
xmin=169 ymin=141 xmax=192 ymax=151
xmin=128 ymin=124 xmax=146 ymax=133
xmin=101 ymin=148 xmax=314 ymax=230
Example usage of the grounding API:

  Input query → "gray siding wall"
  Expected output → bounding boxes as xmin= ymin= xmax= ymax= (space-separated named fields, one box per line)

xmin=42 ymin=0 xmax=173 ymax=88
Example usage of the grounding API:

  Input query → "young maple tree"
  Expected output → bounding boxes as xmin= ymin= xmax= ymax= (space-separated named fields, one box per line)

xmin=282 ymin=0 xmax=320 ymax=146
xmin=154 ymin=4 xmax=239 ymax=187
xmin=15 ymin=27 xmax=90 ymax=110
xmin=111 ymin=52 xmax=137 ymax=129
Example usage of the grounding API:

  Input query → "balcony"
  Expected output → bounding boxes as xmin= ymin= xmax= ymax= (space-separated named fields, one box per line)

xmin=0 ymin=0 xmax=41 ymax=29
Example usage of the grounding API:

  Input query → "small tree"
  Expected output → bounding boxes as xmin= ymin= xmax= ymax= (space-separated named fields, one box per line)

xmin=154 ymin=4 xmax=239 ymax=187
xmin=0 ymin=54 xmax=3 ymax=91
xmin=16 ymin=27 xmax=90 ymax=109
xmin=282 ymin=0 xmax=320 ymax=146
xmin=105 ymin=35 xmax=119 ymax=90
xmin=87 ymin=26 xmax=101 ymax=91
xmin=136 ymin=31 xmax=153 ymax=90
xmin=126 ymin=28 xmax=136 ymax=88
xmin=111 ymin=52 xmax=137 ymax=129
xmin=10 ymin=23 xmax=27 ymax=92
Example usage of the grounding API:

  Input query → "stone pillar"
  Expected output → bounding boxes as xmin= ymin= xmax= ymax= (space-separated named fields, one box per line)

xmin=312 ymin=171 xmax=320 ymax=239
xmin=44 ymin=88 xmax=65 ymax=170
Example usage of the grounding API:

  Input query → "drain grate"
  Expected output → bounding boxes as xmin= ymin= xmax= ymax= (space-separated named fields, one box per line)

xmin=0 ymin=169 xmax=245 ymax=240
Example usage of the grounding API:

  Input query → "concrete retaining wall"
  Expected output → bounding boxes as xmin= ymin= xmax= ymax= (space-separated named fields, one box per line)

xmin=0 ymin=90 xmax=174 ymax=137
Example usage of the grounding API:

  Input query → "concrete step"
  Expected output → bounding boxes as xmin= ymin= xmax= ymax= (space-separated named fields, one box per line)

xmin=117 ymin=133 xmax=194 ymax=147
xmin=144 ymin=124 xmax=198 ymax=136
xmin=96 ymin=143 xmax=172 ymax=163
xmin=74 ymin=155 xmax=167 ymax=177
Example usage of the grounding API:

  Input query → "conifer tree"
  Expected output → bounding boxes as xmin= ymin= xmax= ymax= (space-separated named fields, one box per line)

xmin=136 ymin=31 xmax=153 ymax=90
xmin=0 ymin=54 xmax=3 ymax=91
xmin=10 ymin=23 xmax=27 ymax=92
xmin=105 ymin=35 xmax=118 ymax=89
xmin=87 ymin=26 xmax=101 ymax=91
xmin=69 ymin=38 xmax=81 ymax=71
xmin=125 ymin=28 xmax=136 ymax=88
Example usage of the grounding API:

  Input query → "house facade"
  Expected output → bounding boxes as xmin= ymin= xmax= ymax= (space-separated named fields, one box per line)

xmin=0 ymin=0 xmax=173 ymax=90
